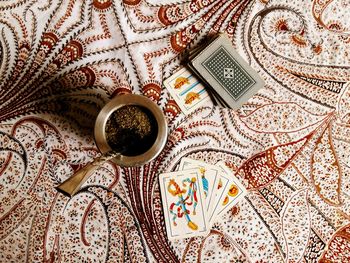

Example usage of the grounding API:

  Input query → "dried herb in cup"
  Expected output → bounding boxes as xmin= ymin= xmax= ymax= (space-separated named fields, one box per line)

xmin=105 ymin=105 xmax=158 ymax=156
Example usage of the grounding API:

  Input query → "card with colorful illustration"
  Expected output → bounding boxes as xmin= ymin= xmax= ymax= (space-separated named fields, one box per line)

xmin=179 ymin=158 xmax=220 ymax=217
xmin=159 ymin=169 xmax=210 ymax=240
xmin=163 ymin=66 xmax=211 ymax=114
xmin=209 ymin=161 xmax=247 ymax=224
xmin=208 ymin=171 xmax=230 ymax=225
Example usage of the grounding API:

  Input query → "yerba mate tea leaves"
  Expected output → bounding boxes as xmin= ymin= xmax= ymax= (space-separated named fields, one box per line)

xmin=105 ymin=105 xmax=158 ymax=156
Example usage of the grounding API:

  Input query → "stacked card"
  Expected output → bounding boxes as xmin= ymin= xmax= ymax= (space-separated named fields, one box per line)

xmin=188 ymin=33 xmax=264 ymax=109
xmin=159 ymin=158 xmax=247 ymax=240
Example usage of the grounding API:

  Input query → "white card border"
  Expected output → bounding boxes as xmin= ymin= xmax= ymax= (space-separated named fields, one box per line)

xmin=163 ymin=66 xmax=211 ymax=114
xmin=159 ymin=169 xmax=209 ymax=240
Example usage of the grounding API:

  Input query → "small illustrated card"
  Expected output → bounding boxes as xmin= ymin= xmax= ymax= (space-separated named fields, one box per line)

xmin=209 ymin=161 xmax=247 ymax=224
xmin=159 ymin=169 xmax=210 ymax=240
xmin=208 ymin=171 xmax=231 ymax=225
xmin=179 ymin=158 xmax=221 ymax=218
xmin=163 ymin=66 xmax=211 ymax=114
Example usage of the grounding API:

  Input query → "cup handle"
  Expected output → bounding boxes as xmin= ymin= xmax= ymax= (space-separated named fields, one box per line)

xmin=56 ymin=151 xmax=120 ymax=197
xmin=56 ymin=163 xmax=98 ymax=197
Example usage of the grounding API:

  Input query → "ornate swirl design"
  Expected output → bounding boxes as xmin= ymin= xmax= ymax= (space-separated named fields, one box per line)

xmin=1 ymin=0 xmax=350 ymax=262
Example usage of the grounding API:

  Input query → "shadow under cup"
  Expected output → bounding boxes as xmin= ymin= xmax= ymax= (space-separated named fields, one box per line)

xmin=94 ymin=94 xmax=168 ymax=167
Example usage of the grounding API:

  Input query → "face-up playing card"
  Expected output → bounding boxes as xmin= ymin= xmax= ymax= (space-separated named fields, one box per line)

xmin=208 ymin=171 xmax=230 ymax=225
xmin=179 ymin=158 xmax=220 ymax=218
xmin=163 ymin=66 xmax=212 ymax=114
xmin=159 ymin=169 xmax=209 ymax=240
xmin=189 ymin=33 xmax=264 ymax=110
xmin=209 ymin=161 xmax=247 ymax=224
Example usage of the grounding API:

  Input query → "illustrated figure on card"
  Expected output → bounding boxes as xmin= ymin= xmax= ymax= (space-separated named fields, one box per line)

xmin=159 ymin=169 xmax=209 ymax=240
xmin=199 ymin=167 xmax=209 ymax=197
xmin=163 ymin=67 xmax=211 ymax=115
xmin=222 ymin=184 xmax=239 ymax=205
xmin=167 ymin=177 xmax=199 ymax=230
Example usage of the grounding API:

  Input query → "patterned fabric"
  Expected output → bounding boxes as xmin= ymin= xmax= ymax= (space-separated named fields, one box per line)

xmin=1 ymin=0 xmax=350 ymax=262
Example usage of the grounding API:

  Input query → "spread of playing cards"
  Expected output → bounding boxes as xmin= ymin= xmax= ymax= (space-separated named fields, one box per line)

xmin=159 ymin=158 xmax=247 ymax=240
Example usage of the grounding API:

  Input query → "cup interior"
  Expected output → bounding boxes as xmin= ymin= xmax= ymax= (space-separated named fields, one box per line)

xmin=94 ymin=94 xmax=168 ymax=167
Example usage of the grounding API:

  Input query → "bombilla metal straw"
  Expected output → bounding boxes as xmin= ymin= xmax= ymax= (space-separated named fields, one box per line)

xmin=56 ymin=150 xmax=121 ymax=197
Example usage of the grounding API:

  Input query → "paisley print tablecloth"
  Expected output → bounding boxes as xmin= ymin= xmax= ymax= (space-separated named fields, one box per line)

xmin=1 ymin=0 xmax=350 ymax=262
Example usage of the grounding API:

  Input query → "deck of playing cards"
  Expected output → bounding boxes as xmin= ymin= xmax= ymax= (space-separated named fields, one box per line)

xmin=159 ymin=158 xmax=247 ymax=240
xmin=188 ymin=33 xmax=264 ymax=109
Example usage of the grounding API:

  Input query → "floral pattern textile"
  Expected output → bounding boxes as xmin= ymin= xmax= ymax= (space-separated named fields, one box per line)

xmin=1 ymin=0 xmax=350 ymax=262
